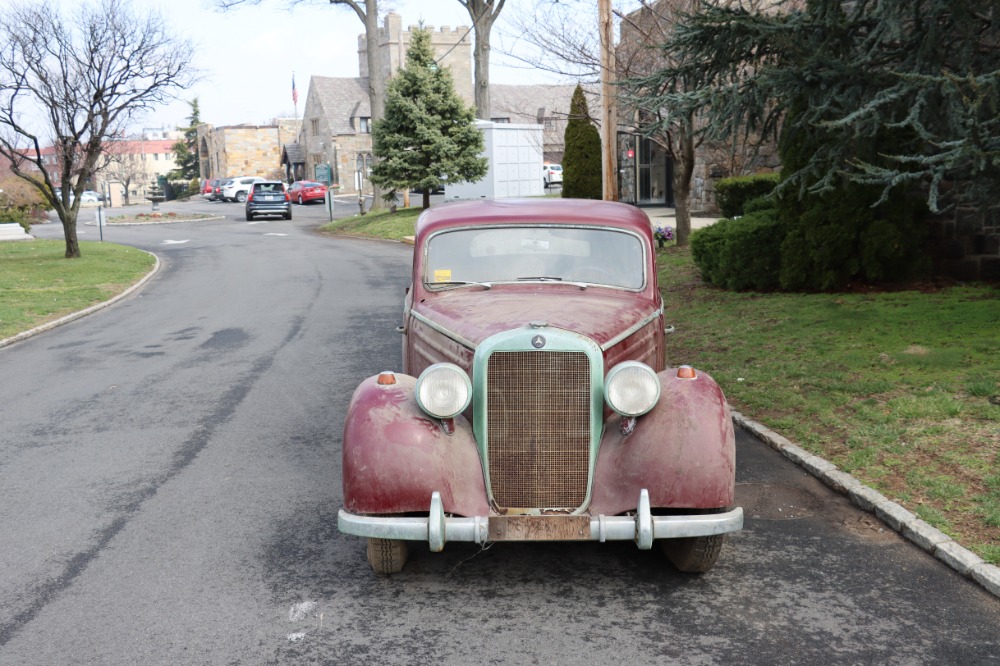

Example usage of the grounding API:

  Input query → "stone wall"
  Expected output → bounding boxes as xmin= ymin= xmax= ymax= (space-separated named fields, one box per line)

xmin=198 ymin=121 xmax=300 ymax=180
xmin=929 ymin=209 xmax=1000 ymax=281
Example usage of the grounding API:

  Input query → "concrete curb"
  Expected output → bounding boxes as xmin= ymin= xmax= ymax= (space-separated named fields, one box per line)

xmin=0 ymin=250 xmax=160 ymax=350
xmin=731 ymin=411 xmax=1000 ymax=600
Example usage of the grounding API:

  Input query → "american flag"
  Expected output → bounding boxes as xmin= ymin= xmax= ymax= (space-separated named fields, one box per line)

xmin=292 ymin=74 xmax=298 ymax=105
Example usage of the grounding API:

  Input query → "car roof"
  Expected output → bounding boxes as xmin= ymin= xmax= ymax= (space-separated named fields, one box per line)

xmin=414 ymin=199 xmax=653 ymax=247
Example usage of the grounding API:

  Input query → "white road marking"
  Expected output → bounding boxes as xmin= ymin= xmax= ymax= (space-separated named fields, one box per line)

xmin=264 ymin=233 xmax=288 ymax=237
xmin=162 ymin=239 xmax=190 ymax=244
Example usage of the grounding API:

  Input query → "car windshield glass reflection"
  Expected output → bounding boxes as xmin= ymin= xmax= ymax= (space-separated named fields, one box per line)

xmin=424 ymin=226 xmax=645 ymax=290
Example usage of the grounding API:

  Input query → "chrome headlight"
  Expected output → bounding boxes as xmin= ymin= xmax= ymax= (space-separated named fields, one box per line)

xmin=604 ymin=361 xmax=660 ymax=417
xmin=415 ymin=363 xmax=472 ymax=419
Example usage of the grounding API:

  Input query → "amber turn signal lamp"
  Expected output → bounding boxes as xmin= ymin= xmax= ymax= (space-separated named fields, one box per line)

xmin=377 ymin=371 xmax=397 ymax=385
xmin=676 ymin=365 xmax=697 ymax=379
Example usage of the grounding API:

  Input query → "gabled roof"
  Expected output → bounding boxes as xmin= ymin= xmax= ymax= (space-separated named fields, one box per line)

xmin=310 ymin=76 xmax=371 ymax=135
xmin=489 ymin=84 xmax=590 ymax=123
xmin=282 ymin=143 xmax=305 ymax=165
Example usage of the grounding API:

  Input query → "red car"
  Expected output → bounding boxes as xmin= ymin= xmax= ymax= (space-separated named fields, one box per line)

xmin=338 ymin=199 xmax=742 ymax=575
xmin=201 ymin=178 xmax=221 ymax=201
xmin=288 ymin=180 xmax=327 ymax=205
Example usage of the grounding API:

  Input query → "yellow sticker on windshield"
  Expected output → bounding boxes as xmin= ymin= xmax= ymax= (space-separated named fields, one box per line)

xmin=433 ymin=269 xmax=452 ymax=283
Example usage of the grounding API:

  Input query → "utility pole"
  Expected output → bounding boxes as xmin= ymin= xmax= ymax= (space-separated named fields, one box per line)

xmin=599 ymin=0 xmax=618 ymax=202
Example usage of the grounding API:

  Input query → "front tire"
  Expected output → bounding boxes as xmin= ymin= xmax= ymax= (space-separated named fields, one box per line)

xmin=366 ymin=538 xmax=408 ymax=575
xmin=662 ymin=535 xmax=725 ymax=573
xmin=298 ymin=195 xmax=303 ymax=205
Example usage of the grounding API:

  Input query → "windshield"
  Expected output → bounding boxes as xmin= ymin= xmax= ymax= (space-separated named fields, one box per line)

xmin=424 ymin=226 xmax=645 ymax=290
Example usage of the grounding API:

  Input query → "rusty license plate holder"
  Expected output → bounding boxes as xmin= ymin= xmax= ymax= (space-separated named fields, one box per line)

xmin=488 ymin=515 xmax=592 ymax=541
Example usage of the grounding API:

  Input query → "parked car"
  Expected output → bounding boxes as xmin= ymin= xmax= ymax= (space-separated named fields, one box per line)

xmin=245 ymin=180 xmax=291 ymax=221
xmin=202 ymin=179 xmax=221 ymax=201
xmin=543 ymin=163 xmax=563 ymax=188
xmin=288 ymin=180 xmax=327 ymax=205
xmin=212 ymin=179 xmax=230 ymax=202
xmin=337 ymin=199 xmax=742 ymax=575
xmin=222 ymin=176 xmax=261 ymax=203
xmin=79 ymin=190 xmax=100 ymax=203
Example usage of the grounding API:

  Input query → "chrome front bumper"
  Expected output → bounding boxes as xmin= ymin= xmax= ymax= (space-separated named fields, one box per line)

xmin=338 ymin=489 xmax=744 ymax=552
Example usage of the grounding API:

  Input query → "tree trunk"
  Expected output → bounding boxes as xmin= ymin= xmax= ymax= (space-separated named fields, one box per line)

xmin=472 ymin=22 xmax=491 ymax=119
xmin=62 ymin=217 xmax=81 ymax=258
xmin=463 ymin=0 xmax=504 ymax=121
xmin=422 ymin=188 xmax=430 ymax=210
xmin=673 ymin=124 xmax=696 ymax=247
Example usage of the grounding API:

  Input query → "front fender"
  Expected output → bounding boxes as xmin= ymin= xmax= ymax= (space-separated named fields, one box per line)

xmin=590 ymin=369 xmax=735 ymax=515
xmin=342 ymin=374 xmax=489 ymax=516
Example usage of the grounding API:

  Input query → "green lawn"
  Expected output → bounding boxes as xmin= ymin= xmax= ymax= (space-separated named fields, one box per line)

xmin=658 ymin=245 xmax=1000 ymax=562
xmin=320 ymin=206 xmax=422 ymax=241
xmin=0 ymin=240 xmax=155 ymax=340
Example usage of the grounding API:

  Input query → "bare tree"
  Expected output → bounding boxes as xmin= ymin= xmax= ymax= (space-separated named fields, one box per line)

xmin=0 ymin=0 xmax=194 ymax=257
xmin=102 ymin=139 xmax=148 ymax=206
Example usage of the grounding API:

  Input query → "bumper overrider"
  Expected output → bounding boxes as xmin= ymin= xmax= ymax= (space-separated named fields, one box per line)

xmin=338 ymin=489 xmax=744 ymax=552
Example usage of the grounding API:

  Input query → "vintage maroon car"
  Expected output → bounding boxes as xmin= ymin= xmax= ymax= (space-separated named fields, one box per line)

xmin=338 ymin=199 xmax=742 ymax=574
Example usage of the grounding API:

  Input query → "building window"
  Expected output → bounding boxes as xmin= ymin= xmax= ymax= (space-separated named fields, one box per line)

xmin=311 ymin=154 xmax=322 ymax=165
xmin=491 ymin=117 xmax=510 ymax=124
xmin=310 ymin=118 xmax=319 ymax=135
xmin=153 ymin=153 xmax=159 ymax=160
xmin=359 ymin=117 xmax=372 ymax=133
xmin=543 ymin=118 xmax=556 ymax=130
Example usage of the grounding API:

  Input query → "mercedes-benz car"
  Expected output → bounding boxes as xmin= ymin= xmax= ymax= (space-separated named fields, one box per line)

xmin=338 ymin=199 xmax=742 ymax=575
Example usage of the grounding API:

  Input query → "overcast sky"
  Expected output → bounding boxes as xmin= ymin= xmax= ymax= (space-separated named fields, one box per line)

xmin=133 ymin=0 xmax=587 ymax=132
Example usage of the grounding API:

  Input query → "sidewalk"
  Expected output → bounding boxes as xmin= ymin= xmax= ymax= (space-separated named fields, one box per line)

xmin=642 ymin=206 xmax=721 ymax=230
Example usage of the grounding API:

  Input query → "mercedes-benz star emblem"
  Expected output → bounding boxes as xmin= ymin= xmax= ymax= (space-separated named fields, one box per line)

xmin=531 ymin=335 xmax=546 ymax=349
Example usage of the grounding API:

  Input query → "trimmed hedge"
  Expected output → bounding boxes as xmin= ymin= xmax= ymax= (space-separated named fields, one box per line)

xmin=691 ymin=207 xmax=784 ymax=291
xmin=714 ymin=173 xmax=780 ymax=218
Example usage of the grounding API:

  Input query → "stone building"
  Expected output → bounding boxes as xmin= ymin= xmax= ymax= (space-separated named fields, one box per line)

xmin=287 ymin=13 xmax=475 ymax=195
xmin=195 ymin=10 xmax=580 ymax=198
xmin=198 ymin=119 xmax=301 ymax=181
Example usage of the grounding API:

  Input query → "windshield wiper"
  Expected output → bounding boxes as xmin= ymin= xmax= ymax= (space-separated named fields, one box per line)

xmin=517 ymin=276 xmax=588 ymax=290
xmin=430 ymin=280 xmax=492 ymax=290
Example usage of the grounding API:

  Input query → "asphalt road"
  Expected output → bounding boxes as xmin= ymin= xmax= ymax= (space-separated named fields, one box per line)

xmin=1 ymin=199 xmax=998 ymax=665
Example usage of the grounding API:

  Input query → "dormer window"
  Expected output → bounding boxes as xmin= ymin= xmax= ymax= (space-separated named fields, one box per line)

xmin=359 ymin=117 xmax=372 ymax=134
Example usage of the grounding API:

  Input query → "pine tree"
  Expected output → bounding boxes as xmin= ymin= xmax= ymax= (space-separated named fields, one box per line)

xmin=171 ymin=98 xmax=201 ymax=182
xmin=370 ymin=28 xmax=488 ymax=210
xmin=561 ymin=85 xmax=602 ymax=200
xmin=647 ymin=0 xmax=1000 ymax=216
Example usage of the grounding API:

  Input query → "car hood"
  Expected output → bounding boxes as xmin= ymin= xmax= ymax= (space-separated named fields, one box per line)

xmin=409 ymin=286 xmax=661 ymax=350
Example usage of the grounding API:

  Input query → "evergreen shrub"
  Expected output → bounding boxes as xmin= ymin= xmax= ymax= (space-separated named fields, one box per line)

xmin=714 ymin=173 xmax=780 ymax=218
xmin=691 ymin=210 xmax=783 ymax=291
xmin=562 ymin=85 xmax=602 ymax=200
xmin=777 ymin=183 xmax=928 ymax=291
